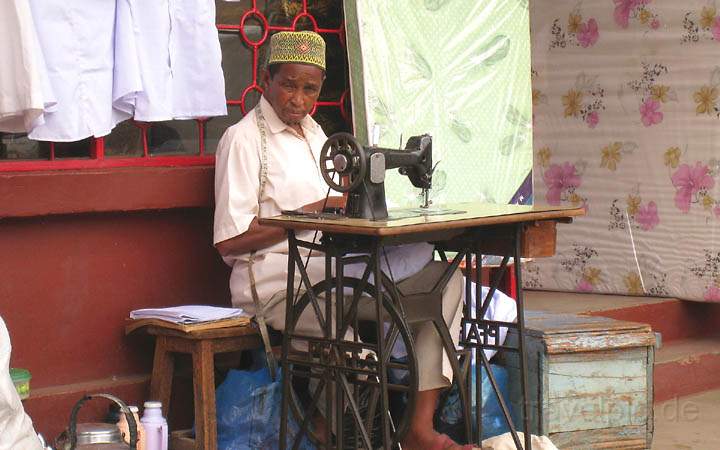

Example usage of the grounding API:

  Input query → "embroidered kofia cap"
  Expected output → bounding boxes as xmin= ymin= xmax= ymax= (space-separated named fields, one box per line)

xmin=268 ymin=31 xmax=326 ymax=70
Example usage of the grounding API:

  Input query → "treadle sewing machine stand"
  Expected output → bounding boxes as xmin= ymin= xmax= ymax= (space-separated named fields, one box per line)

xmin=261 ymin=131 xmax=583 ymax=449
xmin=261 ymin=203 xmax=584 ymax=450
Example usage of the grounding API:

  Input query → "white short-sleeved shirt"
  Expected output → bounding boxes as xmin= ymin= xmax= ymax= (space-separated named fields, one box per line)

xmin=120 ymin=0 xmax=227 ymax=121
xmin=0 ymin=0 xmax=56 ymax=133
xmin=25 ymin=0 xmax=225 ymax=141
xmin=27 ymin=1 xmax=131 ymax=142
xmin=214 ymin=96 xmax=328 ymax=311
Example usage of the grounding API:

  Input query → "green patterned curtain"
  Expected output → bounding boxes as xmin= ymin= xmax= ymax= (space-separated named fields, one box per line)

xmin=344 ymin=0 xmax=533 ymax=208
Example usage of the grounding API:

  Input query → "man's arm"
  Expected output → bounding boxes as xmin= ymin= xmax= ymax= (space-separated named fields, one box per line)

xmin=215 ymin=217 xmax=286 ymax=257
xmin=215 ymin=195 xmax=345 ymax=257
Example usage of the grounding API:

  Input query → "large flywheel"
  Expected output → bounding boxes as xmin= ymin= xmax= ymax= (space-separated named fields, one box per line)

xmin=319 ymin=132 xmax=367 ymax=193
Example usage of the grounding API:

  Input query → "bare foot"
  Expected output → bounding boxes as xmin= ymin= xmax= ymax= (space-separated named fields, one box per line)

xmin=401 ymin=429 xmax=468 ymax=450
xmin=311 ymin=413 xmax=328 ymax=445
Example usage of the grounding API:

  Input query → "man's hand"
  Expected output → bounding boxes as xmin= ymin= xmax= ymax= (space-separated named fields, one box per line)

xmin=215 ymin=217 xmax=286 ymax=257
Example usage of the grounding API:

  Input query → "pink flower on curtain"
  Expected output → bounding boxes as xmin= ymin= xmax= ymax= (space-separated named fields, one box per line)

xmin=577 ymin=18 xmax=599 ymax=47
xmin=712 ymin=17 xmax=720 ymax=41
xmin=543 ymin=162 xmax=582 ymax=205
xmin=714 ymin=205 xmax=720 ymax=218
xmin=614 ymin=0 xmax=650 ymax=28
xmin=651 ymin=19 xmax=660 ymax=29
xmin=640 ymin=98 xmax=663 ymax=126
xmin=671 ymin=163 xmax=715 ymax=212
xmin=704 ymin=285 xmax=720 ymax=302
xmin=586 ymin=111 xmax=599 ymax=128
xmin=636 ymin=201 xmax=659 ymax=230
xmin=576 ymin=279 xmax=594 ymax=292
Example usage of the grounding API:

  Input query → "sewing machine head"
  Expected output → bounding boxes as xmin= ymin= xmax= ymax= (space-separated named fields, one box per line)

xmin=320 ymin=132 xmax=433 ymax=220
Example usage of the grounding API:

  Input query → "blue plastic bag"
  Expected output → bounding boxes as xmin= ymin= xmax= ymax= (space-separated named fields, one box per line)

xmin=388 ymin=358 xmax=513 ymax=443
xmin=215 ymin=365 xmax=315 ymax=450
xmin=437 ymin=362 xmax=514 ymax=441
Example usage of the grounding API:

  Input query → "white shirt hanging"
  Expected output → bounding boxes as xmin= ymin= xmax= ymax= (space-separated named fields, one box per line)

xmin=170 ymin=0 xmax=227 ymax=119
xmin=113 ymin=0 xmax=143 ymax=117
xmin=0 ymin=0 xmax=56 ymax=133
xmin=121 ymin=0 xmax=227 ymax=121
xmin=27 ymin=0 xmax=131 ymax=142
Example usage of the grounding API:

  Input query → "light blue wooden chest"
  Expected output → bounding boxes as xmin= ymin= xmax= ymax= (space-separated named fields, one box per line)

xmin=498 ymin=311 xmax=655 ymax=449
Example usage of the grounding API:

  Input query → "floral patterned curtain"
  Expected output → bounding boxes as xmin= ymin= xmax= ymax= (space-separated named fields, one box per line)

xmin=526 ymin=0 xmax=720 ymax=302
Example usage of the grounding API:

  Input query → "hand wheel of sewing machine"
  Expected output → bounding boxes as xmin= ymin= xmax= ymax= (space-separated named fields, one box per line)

xmin=285 ymin=276 xmax=418 ymax=449
xmin=320 ymin=132 xmax=367 ymax=192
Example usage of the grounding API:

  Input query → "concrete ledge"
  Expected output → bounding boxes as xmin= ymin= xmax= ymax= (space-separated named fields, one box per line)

xmin=0 ymin=166 xmax=215 ymax=218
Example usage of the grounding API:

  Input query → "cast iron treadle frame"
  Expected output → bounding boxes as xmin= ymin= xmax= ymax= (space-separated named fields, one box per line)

xmin=439 ymin=223 xmax=532 ymax=449
xmin=279 ymin=231 xmax=422 ymax=450
xmin=279 ymin=223 xmax=533 ymax=450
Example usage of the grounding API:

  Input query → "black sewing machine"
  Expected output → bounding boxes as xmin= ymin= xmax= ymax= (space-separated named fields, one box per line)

xmin=319 ymin=132 xmax=434 ymax=220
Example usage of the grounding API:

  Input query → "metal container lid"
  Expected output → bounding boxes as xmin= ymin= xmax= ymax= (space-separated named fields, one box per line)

xmin=76 ymin=423 xmax=122 ymax=445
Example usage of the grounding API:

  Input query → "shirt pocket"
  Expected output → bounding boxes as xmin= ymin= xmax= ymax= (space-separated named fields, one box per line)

xmin=266 ymin=152 xmax=324 ymax=211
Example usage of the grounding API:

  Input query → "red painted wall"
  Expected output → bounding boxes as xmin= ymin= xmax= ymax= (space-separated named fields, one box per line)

xmin=0 ymin=167 xmax=232 ymax=439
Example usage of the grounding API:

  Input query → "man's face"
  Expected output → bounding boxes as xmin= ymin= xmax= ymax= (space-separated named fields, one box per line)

xmin=262 ymin=63 xmax=324 ymax=127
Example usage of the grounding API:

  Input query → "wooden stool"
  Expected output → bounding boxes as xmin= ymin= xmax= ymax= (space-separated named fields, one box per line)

xmin=132 ymin=321 xmax=262 ymax=450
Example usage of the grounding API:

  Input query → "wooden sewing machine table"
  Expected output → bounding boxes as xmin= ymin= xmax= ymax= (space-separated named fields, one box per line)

xmin=260 ymin=202 xmax=584 ymax=450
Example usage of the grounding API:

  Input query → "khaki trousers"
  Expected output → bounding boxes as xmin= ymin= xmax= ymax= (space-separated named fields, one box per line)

xmin=262 ymin=260 xmax=465 ymax=391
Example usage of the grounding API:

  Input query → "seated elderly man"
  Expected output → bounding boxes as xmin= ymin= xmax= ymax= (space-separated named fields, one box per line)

xmin=213 ymin=30 xmax=469 ymax=450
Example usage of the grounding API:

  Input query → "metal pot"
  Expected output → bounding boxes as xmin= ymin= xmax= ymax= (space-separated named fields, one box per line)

xmin=56 ymin=393 xmax=138 ymax=450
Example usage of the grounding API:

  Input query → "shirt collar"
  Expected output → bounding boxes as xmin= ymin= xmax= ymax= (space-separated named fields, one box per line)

xmin=259 ymin=95 xmax=319 ymax=137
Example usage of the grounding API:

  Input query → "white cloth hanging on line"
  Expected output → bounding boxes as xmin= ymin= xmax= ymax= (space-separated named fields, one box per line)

xmin=115 ymin=0 xmax=227 ymax=122
xmin=27 ymin=0 xmax=130 ymax=142
xmin=19 ymin=0 xmax=226 ymax=142
xmin=113 ymin=0 xmax=144 ymax=118
xmin=0 ymin=0 xmax=56 ymax=133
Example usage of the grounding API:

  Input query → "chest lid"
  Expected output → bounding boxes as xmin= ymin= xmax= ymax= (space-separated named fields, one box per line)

xmin=523 ymin=310 xmax=655 ymax=354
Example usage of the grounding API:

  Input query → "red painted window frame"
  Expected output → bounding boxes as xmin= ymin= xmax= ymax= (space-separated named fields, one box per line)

xmin=0 ymin=0 xmax=348 ymax=173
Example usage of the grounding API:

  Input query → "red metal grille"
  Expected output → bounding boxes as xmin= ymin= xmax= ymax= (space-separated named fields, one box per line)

xmin=219 ymin=0 xmax=349 ymax=118
xmin=0 ymin=0 xmax=350 ymax=173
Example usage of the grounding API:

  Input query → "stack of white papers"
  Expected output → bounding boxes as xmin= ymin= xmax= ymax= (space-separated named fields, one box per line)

xmin=129 ymin=305 xmax=246 ymax=324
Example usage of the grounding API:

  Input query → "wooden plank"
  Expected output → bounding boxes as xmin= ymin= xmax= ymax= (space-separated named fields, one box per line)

xmin=524 ymin=311 xmax=652 ymax=336
xmin=140 ymin=323 xmax=259 ymax=341
xmin=544 ymin=331 xmax=656 ymax=354
xmin=192 ymin=340 xmax=217 ymax=450
xmin=259 ymin=202 xmax=584 ymax=236
xmin=645 ymin=346 xmax=655 ymax=447
xmin=149 ymin=336 xmax=174 ymax=418
xmin=550 ymin=425 xmax=649 ymax=449
xmin=523 ymin=220 xmax=557 ymax=257
xmin=517 ymin=311 xmax=655 ymax=353
xmin=125 ymin=316 xmax=253 ymax=336
xmin=547 ymin=391 xmax=648 ymax=433
xmin=479 ymin=220 xmax=557 ymax=258
xmin=547 ymin=357 xmax=647 ymax=399
xmin=548 ymin=347 xmax=648 ymax=363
